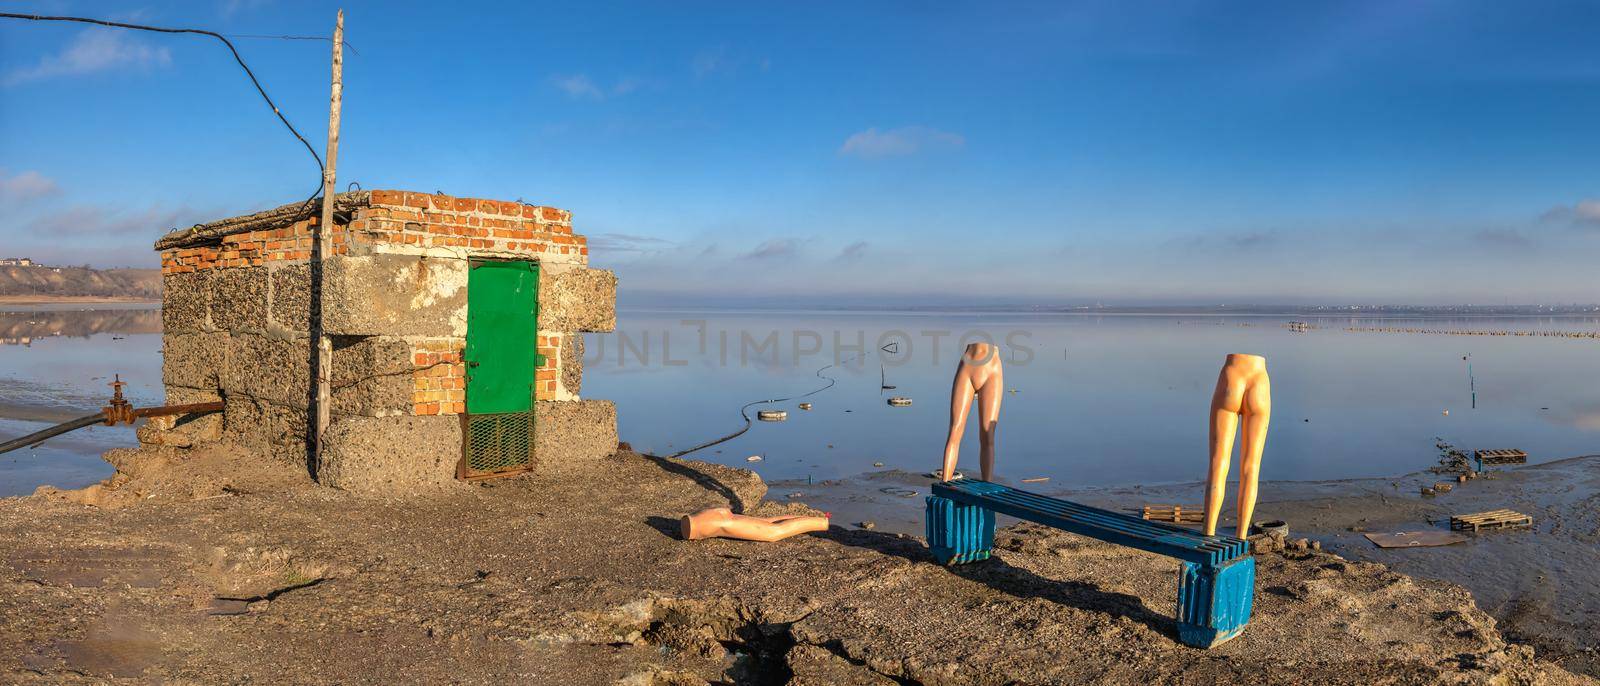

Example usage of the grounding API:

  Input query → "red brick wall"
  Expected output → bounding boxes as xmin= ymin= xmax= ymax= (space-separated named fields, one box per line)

xmin=161 ymin=190 xmax=587 ymax=276
xmin=160 ymin=215 xmax=345 ymax=274
xmin=409 ymin=335 xmax=562 ymax=416
xmin=360 ymin=190 xmax=587 ymax=258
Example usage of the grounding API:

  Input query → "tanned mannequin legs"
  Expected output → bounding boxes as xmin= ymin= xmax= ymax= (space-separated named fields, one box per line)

xmin=942 ymin=342 xmax=1004 ymax=482
xmin=680 ymin=507 xmax=831 ymax=542
xmin=1203 ymin=354 xmax=1272 ymax=538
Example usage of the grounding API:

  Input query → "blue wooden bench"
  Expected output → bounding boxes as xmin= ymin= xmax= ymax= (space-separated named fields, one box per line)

xmin=927 ymin=479 xmax=1255 ymax=648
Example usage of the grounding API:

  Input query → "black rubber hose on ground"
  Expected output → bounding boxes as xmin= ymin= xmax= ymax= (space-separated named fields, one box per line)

xmin=663 ymin=353 xmax=863 ymax=460
xmin=0 ymin=413 xmax=107 ymax=456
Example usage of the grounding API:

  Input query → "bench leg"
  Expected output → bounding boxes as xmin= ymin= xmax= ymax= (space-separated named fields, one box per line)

xmin=925 ymin=496 xmax=994 ymax=565
xmin=1176 ymin=556 xmax=1255 ymax=648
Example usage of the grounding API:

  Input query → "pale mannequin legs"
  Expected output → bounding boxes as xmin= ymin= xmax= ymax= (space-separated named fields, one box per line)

xmin=680 ymin=507 xmax=831 ymax=542
xmin=1203 ymin=354 xmax=1272 ymax=538
xmin=941 ymin=342 xmax=1004 ymax=482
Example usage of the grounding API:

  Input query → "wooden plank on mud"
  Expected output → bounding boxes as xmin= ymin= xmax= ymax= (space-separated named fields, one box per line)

xmin=1142 ymin=504 xmax=1206 ymax=523
xmin=1449 ymin=509 xmax=1532 ymax=532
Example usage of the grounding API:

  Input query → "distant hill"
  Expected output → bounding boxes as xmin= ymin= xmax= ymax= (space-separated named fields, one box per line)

xmin=0 ymin=265 xmax=161 ymax=300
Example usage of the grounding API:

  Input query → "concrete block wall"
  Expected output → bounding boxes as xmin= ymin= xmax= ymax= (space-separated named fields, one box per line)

xmin=152 ymin=190 xmax=619 ymax=490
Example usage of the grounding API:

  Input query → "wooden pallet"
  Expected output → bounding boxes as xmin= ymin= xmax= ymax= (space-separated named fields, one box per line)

xmin=1142 ymin=504 xmax=1206 ymax=524
xmin=1450 ymin=509 xmax=1532 ymax=532
xmin=1474 ymin=449 xmax=1527 ymax=467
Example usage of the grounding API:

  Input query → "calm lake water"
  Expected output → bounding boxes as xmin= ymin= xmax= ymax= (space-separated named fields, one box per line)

xmin=585 ymin=310 xmax=1600 ymax=486
xmin=2 ymin=305 xmax=1597 ymax=496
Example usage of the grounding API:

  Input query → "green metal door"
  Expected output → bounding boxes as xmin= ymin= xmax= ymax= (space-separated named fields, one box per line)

xmin=462 ymin=260 xmax=539 ymax=478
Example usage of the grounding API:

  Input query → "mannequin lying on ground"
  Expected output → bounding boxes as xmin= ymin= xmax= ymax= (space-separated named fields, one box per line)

xmin=680 ymin=507 xmax=830 ymax=542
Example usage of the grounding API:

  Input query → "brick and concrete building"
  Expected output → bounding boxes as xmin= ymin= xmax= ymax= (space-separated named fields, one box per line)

xmin=147 ymin=190 xmax=617 ymax=490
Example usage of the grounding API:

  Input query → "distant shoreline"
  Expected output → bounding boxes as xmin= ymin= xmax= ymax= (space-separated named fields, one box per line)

xmin=0 ymin=296 xmax=160 ymax=306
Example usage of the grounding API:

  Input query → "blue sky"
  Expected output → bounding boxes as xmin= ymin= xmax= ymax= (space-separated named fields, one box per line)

xmin=2 ymin=1 xmax=1598 ymax=304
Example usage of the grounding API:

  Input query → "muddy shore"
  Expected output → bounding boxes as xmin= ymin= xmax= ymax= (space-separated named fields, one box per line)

xmin=1 ymin=445 xmax=1593 ymax=685
xmin=780 ymin=454 xmax=1600 ymax=679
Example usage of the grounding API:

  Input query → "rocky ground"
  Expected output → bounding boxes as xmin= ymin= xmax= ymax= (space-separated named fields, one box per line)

xmin=1 ymin=444 xmax=1592 ymax=685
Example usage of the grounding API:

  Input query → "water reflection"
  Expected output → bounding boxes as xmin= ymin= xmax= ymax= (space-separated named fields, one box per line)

xmin=1 ymin=305 xmax=162 ymax=495
xmin=2 ymin=305 xmax=1597 ymax=498
xmin=583 ymin=311 xmax=1600 ymax=487
xmin=1 ymin=307 xmax=161 ymax=344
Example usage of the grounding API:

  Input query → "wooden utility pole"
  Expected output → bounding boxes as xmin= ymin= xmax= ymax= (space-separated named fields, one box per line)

xmin=313 ymin=9 xmax=344 ymax=464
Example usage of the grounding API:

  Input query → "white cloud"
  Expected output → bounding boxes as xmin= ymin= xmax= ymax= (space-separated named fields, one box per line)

xmin=551 ymin=74 xmax=649 ymax=100
xmin=25 ymin=204 xmax=202 ymax=236
xmin=1540 ymin=198 xmax=1600 ymax=230
xmin=590 ymin=232 xmax=675 ymax=254
xmin=221 ymin=0 xmax=274 ymax=17
xmin=741 ymin=239 xmax=799 ymax=260
xmin=1579 ymin=200 xmax=1600 ymax=222
xmin=551 ymin=74 xmax=604 ymax=100
xmin=3 ymin=29 xmax=172 ymax=87
xmin=611 ymin=77 xmax=643 ymax=96
xmin=837 ymin=241 xmax=869 ymax=262
xmin=838 ymin=126 xmax=965 ymax=159
xmin=692 ymin=47 xmax=727 ymax=79
xmin=0 ymin=170 xmax=60 ymax=204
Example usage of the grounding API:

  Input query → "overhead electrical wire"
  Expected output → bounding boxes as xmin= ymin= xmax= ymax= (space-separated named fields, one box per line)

xmin=226 ymin=33 xmax=359 ymax=56
xmin=0 ymin=12 xmax=330 ymax=210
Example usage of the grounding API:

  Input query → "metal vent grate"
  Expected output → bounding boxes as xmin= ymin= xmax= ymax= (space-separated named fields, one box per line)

xmin=461 ymin=411 xmax=534 ymax=479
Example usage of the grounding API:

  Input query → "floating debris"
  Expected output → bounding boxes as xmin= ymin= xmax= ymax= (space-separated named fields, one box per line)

xmin=887 ymin=397 xmax=913 ymax=407
xmin=1021 ymin=477 xmax=1049 ymax=483
xmin=872 ymin=461 xmax=884 ymax=467
xmin=1442 ymin=410 xmax=1450 ymax=416
xmin=855 ymin=521 xmax=876 ymax=530
xmin=757 ymin=410 xmax=788 ymax=422
xmin=1432 ymin=482 xmax=1454 ymax=493
xmin=785 ymin=491 xmax=805 ymax=499
xmin=798 ymin=402 xmax=812 ymax=410
xmin=745 ymin=455 xmax=763 ymax=462
xmin=879 ymin=487 xmax=918 ymax=498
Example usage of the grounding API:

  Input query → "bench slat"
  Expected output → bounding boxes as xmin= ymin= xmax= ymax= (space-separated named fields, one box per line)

xmin=977 ymin=487 xmax=1233 ymax=555
xmin=933 ymin=480 xmax=1248 ymax=566
xmin=941 ymin=481 xmax=1243 ymax=555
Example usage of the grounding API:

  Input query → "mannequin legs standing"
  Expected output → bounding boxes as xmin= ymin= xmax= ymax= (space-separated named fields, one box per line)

xmin=942 ymin=342 xmax=1003 ymax=482
xmin=1203 ymin=354 xmax=1271 ymax=538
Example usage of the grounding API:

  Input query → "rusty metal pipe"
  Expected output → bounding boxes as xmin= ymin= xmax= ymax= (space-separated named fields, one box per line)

xmin=129 ymin=401 xmax=224 ymax=419
xmin=0 ymin=400 xmax=224 ymax=457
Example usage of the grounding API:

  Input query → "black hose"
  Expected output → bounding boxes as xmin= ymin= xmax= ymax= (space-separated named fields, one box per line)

xmin=0 ymin=413 xmax=106 ymax=456
xmin=664 ymin=353 xmax=863 ymax=459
